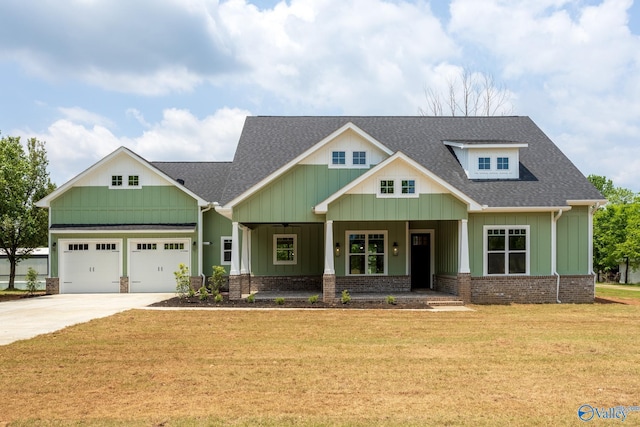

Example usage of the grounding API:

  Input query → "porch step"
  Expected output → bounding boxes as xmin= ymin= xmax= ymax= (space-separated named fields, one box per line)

xmin=426 ymin=299 xmax=465 ymax=307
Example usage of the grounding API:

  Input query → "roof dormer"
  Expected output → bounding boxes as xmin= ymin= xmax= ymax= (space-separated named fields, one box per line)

xmin=444 ymin=140 xmax=528 ymax=180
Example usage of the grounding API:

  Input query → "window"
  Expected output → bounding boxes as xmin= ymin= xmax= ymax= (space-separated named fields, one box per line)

xmin=353 ymin=151 xmax=366 ymax=165
xmin=332 ymin=151 xmax=346 ymax=165
xmin=164 ymin=243 xmax=185 ymax=250
xmin=128 ymin=175 xmax=139 ymax=186
xmin=221 ymin=237 xmax=232 ymax=265
xmin=485 ymin=227 xmax=528 ymax=275
xmin=111 ymin=175 xmax=123 ymax=187
xmin=497 ymin=157 xmax=509 ymax=170
xmin=401 ymin=180 xmax=415 ymax=194
xmin=96 ymin=243 xmax=116 ymax=251
xmin=347 ymin=232 xmax=386 ymax=275
xmin=380 ymin=180 xmax=394 ymax=194
xmin=273 ymin=234 xmax=297 ymax=265
xmin=68 ymin=243 xmax=89 ymax=251
xmin=136 ymin=243 xmax=157 ymax=250
xmin=478 ymin=157 xmax=491 ymax=170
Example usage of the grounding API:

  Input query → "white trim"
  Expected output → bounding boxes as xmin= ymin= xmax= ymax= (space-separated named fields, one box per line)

xmin=444 ymin=141 xmax=528 ymax=149
xmin=314 ymin=152 xmax=482 ymax=213
xmin=222 ymin=122 xmax=394 ymax=209
xmin=50 ymin=228 xmax=195 ymax=234
xmin=36 ymin=146 xmax=209 ymax=208
xmin=483 ymin=225 xmax=530 ymax=276
xmin=273 ymin=234 xmax=297 ymax=265
xmin=324 ymin=220 xmax=335 ymax=274
xmin=344 ymin=230 xmax=388 ymax=276
xmin=220 ymin=236 xmax=232 ymax=266
xmin=480 ymin=206 xmax=573 ymax=213
xmin=567 ymin=199 xmax=608 ymax=206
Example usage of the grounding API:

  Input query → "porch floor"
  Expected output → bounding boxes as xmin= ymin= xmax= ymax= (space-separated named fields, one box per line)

xmin=247 ymin=289 xmax=464 ymax=306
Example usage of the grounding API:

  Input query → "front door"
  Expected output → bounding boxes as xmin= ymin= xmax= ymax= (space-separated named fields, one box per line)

xmin=411 ymin=233 xmax=431 ymax=290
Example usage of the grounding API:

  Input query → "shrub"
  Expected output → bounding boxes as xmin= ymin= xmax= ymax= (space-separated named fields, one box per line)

xmin=214 ymin=293 xmax=223 ymax=303
xmin=386 ymin=295 xmax=397 ymax=305
xmin=308 ymin=294 xmax=319 ymax=304
xmin=275 ymin=297 xmax=285 ymax=305
xmin=25 ymin=267 xmax=39 ymax=295
xmin=198 ymin=286 xmax=209 ymax=301
xmin=246 ymin=293 xmax=255 ymax=303
xmin=174 ymin=263 xmax=191 ymax=299
xmin=341 ymin=289 xmax=351 ymax=304
xmin=208 ymin=265 xmax=227 ymax=294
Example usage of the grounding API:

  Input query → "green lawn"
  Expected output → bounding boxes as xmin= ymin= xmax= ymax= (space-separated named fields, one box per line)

xmin=596 ymin=283 xmax=640 ymax=301
xmin=1 ymin=304 xmax=639 ymax=426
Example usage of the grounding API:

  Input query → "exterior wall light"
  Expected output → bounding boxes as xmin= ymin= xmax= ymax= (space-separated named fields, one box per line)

xmin=392 ymin=242 xmax=399 ymax=256
xmin=335 ymin=242 xmax=341 ymax=257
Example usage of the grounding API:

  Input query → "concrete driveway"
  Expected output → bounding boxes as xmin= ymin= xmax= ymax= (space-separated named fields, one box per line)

xmin=0 ymin=293 xmax=173 ymax=345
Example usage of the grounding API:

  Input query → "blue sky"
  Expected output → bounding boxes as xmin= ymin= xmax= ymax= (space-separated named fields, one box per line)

xmin=1 ymin=0 xmax=639 ymax=191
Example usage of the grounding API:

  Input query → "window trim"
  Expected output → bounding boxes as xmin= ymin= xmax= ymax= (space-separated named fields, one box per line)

xmin=331 ymin=151 xmax=346 ymax=166
xmin=345 ymin=230 xmax=388 ymax=276
xmin=483 ymin=225 xmax=530 ymax=276
xmin=110 ymin=175 xmax=123 ymax=188
xmin=128 ymin=175 xmax=140 ymax=187
xmin=497 ymin=157 xmax=509 ymax=170
xmin=273 ymin=234 xmax=297 ymax=265
xmin=220 ymin=236 xmax=232 ymax=266
xmin=377 ymin=178 xmax=419 ymax=198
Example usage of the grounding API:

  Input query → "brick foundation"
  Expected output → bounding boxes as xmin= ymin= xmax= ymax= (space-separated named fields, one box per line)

xmin=228 ymin=275 xmax=242 ymax=300
xmin=250 ymin=276 xmax=322 ymax=292
xmin=457 ymin=273 xmax=471 ymax=304
xmin=46 ymin=277 xmax=59 ymax=295
xmin=323 ymin=274 xmax=336 ymax=303
xmin=240 ymin=274 xmax=251 ymax=295
xmin=558 ymin=275 xmax=595 ymax=303
xmin=434 ymin=275 xmax=457 ymax=295
xmin=190 ymin=276 xmax=203 ymax=291
xmin=471 ymin=275 xmax=557 ymax=304
xmin=120 ymin=277 xmax=129 ymax=293
xmin=335 ymin=275 xmax=411 ymax=293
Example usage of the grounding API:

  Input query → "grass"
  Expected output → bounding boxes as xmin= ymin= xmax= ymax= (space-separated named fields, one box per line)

xmin=596 ymin=283 xmax=640 ymax=302
xmin=1 ymin=305 xmax=639 ymax=426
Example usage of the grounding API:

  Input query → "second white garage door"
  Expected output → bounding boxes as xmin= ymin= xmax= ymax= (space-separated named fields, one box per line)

xmin=129 ymin=239 xmax=190 ymax=292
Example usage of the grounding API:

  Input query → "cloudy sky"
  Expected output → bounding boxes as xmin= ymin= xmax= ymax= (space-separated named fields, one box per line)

xmin=1 ymin=0 xmax=639 ymax=191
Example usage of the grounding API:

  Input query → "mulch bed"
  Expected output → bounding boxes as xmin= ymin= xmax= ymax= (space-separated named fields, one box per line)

xmin=149 ymin=295 xmax=432 ymax=309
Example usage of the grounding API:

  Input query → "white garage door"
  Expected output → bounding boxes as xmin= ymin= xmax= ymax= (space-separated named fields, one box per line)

xmin=59 ymin=239 xmax=121 ymax=293
xmin=129 ymin=239 xmax=190 ymax=292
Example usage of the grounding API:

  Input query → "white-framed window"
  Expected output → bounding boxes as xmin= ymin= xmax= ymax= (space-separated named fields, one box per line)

xmin=478 ymin=157 xmax=491 ymax=170
xmin=273 ymin=234 xmax=297 ymax=265
xmin=111 ymin=175 xmax=123 ymax=187
xmin=128 ymin=175 xmax=140 ymax=186
xmin=353 ymin=151 xmax=366 ymax=165
xmin=332 ymin=151 xmax=346 ymax=165
xmin=380 ymin=179 xmax=394 ymax=195
xmin=401 ymin=179 xmax=415 ymax=194
xmin=484 ymin=226 xmax=529 ymax=275
xmin=497 ymin=157 xmax=509 ymax=170
xmin=221 ymin=236 xmax=232 ymax=265
xmin=346 ymin=231 xmax=386 ymax=275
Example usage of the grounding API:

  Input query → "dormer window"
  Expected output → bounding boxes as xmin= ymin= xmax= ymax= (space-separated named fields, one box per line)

xmin=444 ymin=140 xmax=527 ymax=180
xmin=353 ymin=151 xmax=366 ymax=165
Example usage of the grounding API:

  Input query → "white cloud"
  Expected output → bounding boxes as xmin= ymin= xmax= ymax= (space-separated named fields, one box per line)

xmin=19 ymin=107 xmax=250 ymax=185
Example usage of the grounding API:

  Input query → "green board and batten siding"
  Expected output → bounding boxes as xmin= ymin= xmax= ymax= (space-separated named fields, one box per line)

xmin=556 ymin=206 xmax=590 ymax=275
xmin=233 ymin=165 xmax=368 ymax=223
xmin=50 ymin=186 xmax=198 ymax=224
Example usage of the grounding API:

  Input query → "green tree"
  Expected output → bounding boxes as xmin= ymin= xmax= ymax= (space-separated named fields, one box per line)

xmin=0 ymin=134 xmax=55 ymax=290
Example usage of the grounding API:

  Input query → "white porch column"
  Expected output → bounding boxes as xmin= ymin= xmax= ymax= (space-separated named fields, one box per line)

xmin=458 ymin=219 xmax=470 ymax=274
xmin=230 ymin=221 xmax=240 ymax=276
xmin=240 ymin=226 xmax=250 ymax=275
xmin=324 ymin=220 xmax=335 ymax=274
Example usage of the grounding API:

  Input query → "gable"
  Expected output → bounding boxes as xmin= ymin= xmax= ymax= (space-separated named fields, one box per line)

xmin=300 ymin=128 xmax=389 ymax=168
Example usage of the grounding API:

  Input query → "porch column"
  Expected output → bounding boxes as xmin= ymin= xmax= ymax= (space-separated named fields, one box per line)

xmin=458 ymin=219 xmax=470 ymax=274
xmin=229 ymin=221 xmax=242 ymax=300
xmin=240 ymin=226 xmax=251 ymax=295
xmin=323 ymin=220 xmax=336 ymax=303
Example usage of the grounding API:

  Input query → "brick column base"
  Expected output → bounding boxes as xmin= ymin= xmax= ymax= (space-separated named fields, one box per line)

xmin=190 ymin=276 xmax=204 ymax=291
xmin=229 ymin=275 xmax=242 ymax=300
xmin=240 ymin=274 xmax=251 ymax=295
xmin=323 ymin=273 xmax=336 ymax=303
xmin=120 ymin=277 xmax=129 ymax=293
xmin=457 ymin=273 xmax=471 ymax=304
xmin=46 ymin=277 xmax=59 ymax=295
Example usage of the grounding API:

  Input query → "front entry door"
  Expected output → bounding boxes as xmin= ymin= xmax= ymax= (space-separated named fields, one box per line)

xmin=411 ymin=233 xmax=431 ymax=290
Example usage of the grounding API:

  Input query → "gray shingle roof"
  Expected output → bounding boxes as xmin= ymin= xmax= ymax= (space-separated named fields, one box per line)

xmin=219 ymin=116 xmax=604 ymax=207
xmin=152 ymin=161 xmax=231 ymax=203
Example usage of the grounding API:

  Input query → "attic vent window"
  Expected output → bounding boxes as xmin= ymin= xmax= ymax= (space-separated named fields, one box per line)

xmin=128 ymin=175 xmax=139 ymax=186
xmin=111 ymin=175 xmax=123 ymax=187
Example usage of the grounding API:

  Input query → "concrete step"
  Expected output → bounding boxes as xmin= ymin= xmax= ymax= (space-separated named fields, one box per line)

xmin=426 ymin=299 xmax=465 ymax=306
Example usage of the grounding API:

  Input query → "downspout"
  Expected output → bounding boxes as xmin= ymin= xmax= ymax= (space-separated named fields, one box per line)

xmin=199 ymin=203 xmax=215 ymax=284
xmin=589 ymin=202 xmax=602 ymax=292
xmin=553 ymin=209 xmax=564 ymax=303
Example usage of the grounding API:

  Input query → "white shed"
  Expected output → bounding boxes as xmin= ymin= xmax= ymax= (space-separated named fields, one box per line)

xmin=0 ymin=248 xmax=49 ymax=290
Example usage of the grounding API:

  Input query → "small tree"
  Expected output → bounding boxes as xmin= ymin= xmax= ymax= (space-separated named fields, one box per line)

xmin=208 ymin=265 xmax=227 ymax=295
xmin=0 ymin=134 xmax=55 ymax=289
xmin=25 ymin=266 xmax=39 ymax=295
xmin=174 ymin=263 xmax=191 ymax=299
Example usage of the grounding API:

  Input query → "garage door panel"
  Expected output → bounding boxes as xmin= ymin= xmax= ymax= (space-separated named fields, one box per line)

xmin=129 ymin=239 xmax=190 ymax=292
xmin=59 ymin=240 xmax=121 ymax=293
